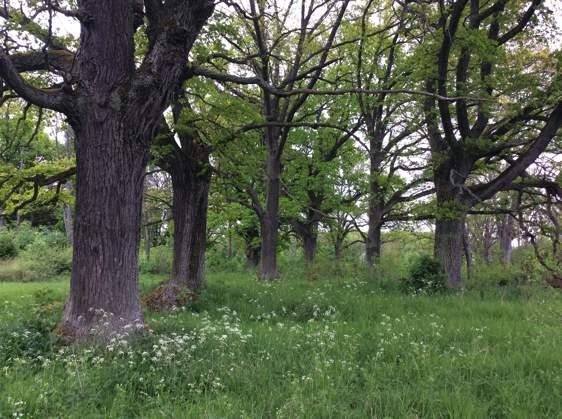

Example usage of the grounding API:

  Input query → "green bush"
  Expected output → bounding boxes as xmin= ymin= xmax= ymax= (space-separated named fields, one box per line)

xmin=401 ymin=254 xmax=447 ymax=294
xmin=21 ymin=240 xmax=72 ymax=279
xmin=0 ymin=233 xmax=17 ymax=259
xmin=11 ymin=222 xmax=36 ymax=250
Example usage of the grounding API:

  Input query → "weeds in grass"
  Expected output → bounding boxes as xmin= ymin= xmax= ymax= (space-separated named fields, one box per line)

xmin=0 ymin=273 xmax=561 ymax=418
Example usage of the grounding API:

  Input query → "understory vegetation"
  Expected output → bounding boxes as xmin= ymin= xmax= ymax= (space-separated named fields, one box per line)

xmin=1 ymin=266 xmax=561 ymax=418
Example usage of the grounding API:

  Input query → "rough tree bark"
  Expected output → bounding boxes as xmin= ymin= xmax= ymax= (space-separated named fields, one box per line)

xmin=145 ymin=101 xmax=212 ymax=309
xmin=366 ymin=203 xmax=383 ymax=266
xmin=169 ymin=146 xmax=211 ymax=292
xmin=0 ymin=0 xmax=215 ymax=340
xmin=431 ymin=157 xmax=471 ymax=288
xmin=260 ymin=140 xmax=281 ymax=280
xmin=302 ymin=230 xmax=318 ymax=265
xmin=421 ymin=1 xmax=562 ymax=289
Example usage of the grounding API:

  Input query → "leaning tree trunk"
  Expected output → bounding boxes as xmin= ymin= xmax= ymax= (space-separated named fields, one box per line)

xmin=61 ymin=117 xmax=149 ymax=340
xmin=260 ymin=146 xmax=281 ymax=280
xmin=169 ymin=164 xmax=210 ymax=291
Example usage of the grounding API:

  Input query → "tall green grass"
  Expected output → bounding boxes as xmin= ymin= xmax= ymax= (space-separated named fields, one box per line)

xmin=0 ymin=273 xmax=561 ymax=418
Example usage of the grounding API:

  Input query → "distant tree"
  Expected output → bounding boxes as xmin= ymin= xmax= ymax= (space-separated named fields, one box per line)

xmin=416 ymin=0 xmax=562 ymax=287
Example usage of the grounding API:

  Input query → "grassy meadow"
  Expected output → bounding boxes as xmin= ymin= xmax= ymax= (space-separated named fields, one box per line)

xmin=1 ymin=271 xmax=561 ymax=418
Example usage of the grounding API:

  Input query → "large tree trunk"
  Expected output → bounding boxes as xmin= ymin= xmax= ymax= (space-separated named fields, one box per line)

xmin=1 ymin=0 xmax=214 ymax=343
xmin=145 ymin=120 xmax=212 ymax=310
xmin=433 ymin=175 xmax=467 ymax=288
xmin=292 ymin=218 xmax=318 ymax=265
xmin=260 ymin=148 xmax=281 ymax=280
xmin=302 ymin=228 xmax=318 ymax=265
xmin=432 ymin=153 xmax=473 ymax=288
xmin=435 ymin=215 xmax=465 ymax=288
xmin=169 ymin=164 xmax=210 ymax=291
xmin=366 ymin=208 xmax=383 ymax=266
xmin=61 ymin=118 xmax=149 ymax=340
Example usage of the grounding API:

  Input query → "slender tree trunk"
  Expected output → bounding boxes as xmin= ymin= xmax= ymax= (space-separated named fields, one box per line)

xmin=366 ymin=158 xmax=384 ymax=266
xmin=62 ymin=127 xmax=74 ymax=245
xmin=480 ymin=222 xmax=494 ymax=263
xmin=62 ymin=201 xmax=74 ymax=245
xmin=499 ymin=214 xmax=514 ymax=265
xmin=227 ymin=222 xmax=233 ymax=258
xmin=334 ymin=237 xmax=343 ymax=260
xmin=260 ymin=147 xmax=281 ymax=280
xmin=169 ymin=165 xmax=210 ymax=291
xmin=463 ymin=220 xmax=473 ymax=281
xmin=142 ymin=194 xmax=152 ymax=260
xmin=61 ymin=118 xmax=149 ymax=339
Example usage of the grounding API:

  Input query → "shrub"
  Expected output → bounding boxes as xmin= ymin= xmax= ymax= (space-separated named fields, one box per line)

xmin=21 ymin=240 xmax=72 ymax=279
xmin=0 ymin=232 xmax=17 ymax=259
xmin=401 ymin=254 xmax=447 ymax=294
xmin=11 ymin=222 xmax=36 ymax=250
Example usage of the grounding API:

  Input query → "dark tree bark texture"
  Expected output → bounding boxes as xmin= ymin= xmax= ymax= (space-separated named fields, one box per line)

xmin=0 ymin=0 xmax=215 ymax=340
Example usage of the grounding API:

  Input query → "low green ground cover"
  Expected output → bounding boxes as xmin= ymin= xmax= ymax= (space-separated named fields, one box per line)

xmin=0 ymin=273 xmax=560 ymax=418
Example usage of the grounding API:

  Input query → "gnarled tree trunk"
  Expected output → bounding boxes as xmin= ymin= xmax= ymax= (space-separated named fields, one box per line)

xmin=56 ymin=0 xmax=214 ymax=340
xmin=62 ymin=116 xmax=149 ymax=339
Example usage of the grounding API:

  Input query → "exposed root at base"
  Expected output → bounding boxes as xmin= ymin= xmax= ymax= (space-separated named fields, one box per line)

xmin=143 ymin=282 xmax=197 ymax=312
